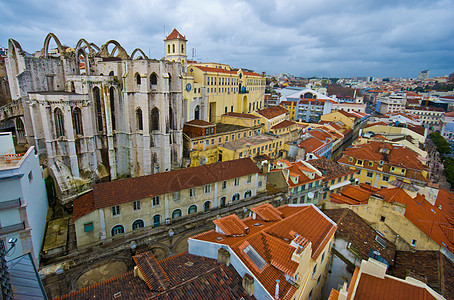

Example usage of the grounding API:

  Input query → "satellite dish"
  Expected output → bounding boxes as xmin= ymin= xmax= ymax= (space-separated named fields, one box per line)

xmin=308 ymin=192 xmax=314 ymax=199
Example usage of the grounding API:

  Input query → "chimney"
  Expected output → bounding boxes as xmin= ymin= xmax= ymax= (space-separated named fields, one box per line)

xmin=242 ymin=273 xmax=254 ymax=296
xmin=217 ymin=248 xmax=230 ymax=266
xmin=275 ymin=279 xmax=280 ymax=299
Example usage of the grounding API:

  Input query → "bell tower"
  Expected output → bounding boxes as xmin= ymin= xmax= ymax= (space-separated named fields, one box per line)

xmin=164 ymin=29 xmax=187 ymax=65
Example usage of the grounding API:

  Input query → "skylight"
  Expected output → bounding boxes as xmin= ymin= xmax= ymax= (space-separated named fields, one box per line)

xmin=243 ymin=245 xmax=267 ymax=270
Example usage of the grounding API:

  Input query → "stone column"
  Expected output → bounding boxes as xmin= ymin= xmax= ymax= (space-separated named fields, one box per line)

xmin=37 ymin=103 xmax=55 ymax=165
xmin=103 ymin=86 xmax=117 ymax=180
xmin=63 ymin=105 xmax=80 ymax=178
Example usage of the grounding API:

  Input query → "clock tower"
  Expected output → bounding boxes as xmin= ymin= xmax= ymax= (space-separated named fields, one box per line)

xmin=164 ymin=29 xmax=188 ymax=65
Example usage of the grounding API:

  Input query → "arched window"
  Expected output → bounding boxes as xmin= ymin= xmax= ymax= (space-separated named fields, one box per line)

xmin=167 ymin=44 xmax=170 ymax=54
xmin=172 ymin=44 xmax=175 ymax=53
xmin=181 ymin=44 xmax=184 ymax=53
xmin=54 ymin=108 xmax=65 ymax=137
xmin=194 ymin=105 xmax=200 ymax=120
xmin=72 ymin=107 xmax=83 ymax=135
xmin=220 ymin=197 xmax=227 ymax=208
xmin=204 ymin=201 xmax=211 ymax=212
xmin=244 ymin=190 xmax=252 ymax=198
xmin=136 ymin=108 xmax=143 ymax=130
xmin=132 ymin=219 xmax=144 ymax=230
xmin=151 ymin=108 xmax=159 ymax=131
xmin=172 ymin=209 xmax=182 ymax=220
xmin=111 ymin=225 xmax=124 ymax=236
xmin=70 ymin=81 xmax=75 ymax=93
xmin=152 ymin=215 xmax=161 ymax=228
xmin=232 ymin=193 xmax=240 ymax=202
xmin=136 ymin=73 xmax=141 ymax=85
xmin=188 ymin=205 xmax=198 ymax=215
xmin=109 ymin=87 xmax=116 ymax=131
xmin=109 ymin=71 xmax=114 ymax=76
xmin=93 ymin=87 xmax=103 ymax=132
xmin=150 ymin=73 xmax=158 ymax=86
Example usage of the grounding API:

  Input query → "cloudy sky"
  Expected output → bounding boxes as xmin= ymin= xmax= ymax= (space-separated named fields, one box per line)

xmin=1 ymin=0 xmax=453 ymax=78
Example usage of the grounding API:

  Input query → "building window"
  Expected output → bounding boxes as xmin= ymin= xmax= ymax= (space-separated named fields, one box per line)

xmin=93 ymin=87 xmax=103 ymax=132
xmin=383 ymin=175 xmax=389 ymax=181
xmin=247 ymin=175 xmax=252 ymax=183
xmin=366 ymin=172 xmax=373 ymax=178
xmin=188 ymin=205 xmax=198 ymax=214
xmin=72 ymin=107 xmax=83 ymax=135
xmin=411 ymin=239 xmax=417 ymax=247
xmin=232 ymin=193 xmax=240 ymax=201
xmin=152 ymin=215 xmax=161 ymax=228
xmin=190 ymin=188 xmax=196 ymax=197
xmin=312 ymin=264 xmax=317 ymax=277
xmin=234 ymin=178 xmax=240 ymax=186
xmin=136 ymin=108 xmax=143 ymax=130
xmin=222 ymin=181 xmax=227 ymax=190
xmin=205 ymin=184 xmax=211 ymax=194
xmin=309 ymin=289 xmax=313 ymax=300
xmin=84 ymin=222 xmax=94 ymax=232
xmin=112 ymin=205 xmax=120 ymax=216
xmin=380 ymin=216 xmax=386 ymax=222
xmin=244 ymin=190 xmax=252 ymax=198
xmin=133 ymin=200 xmax=141 ymax=211
xmin=136 ymin=73 xmax=141 ymax=85
xmin=132 ymin=219 xmax=144 ymax=230
xmin=150 ymin=73 xmax=158 ymax=86
xmin=173 ymin=191 xmax=180 ymax=201
xmin=28 ymin=171 xmax=33 ymax=182
xmin=321 ymin=252 xmax=325 ymax=263
xmin=152 ymin=196 xmax=160 ymax=206
xmin=151 ymin=108 xmax=159 ymax=131
xmin=211 ymin=138 xmax=214 ymax=145
xmin=317 ymin=275 xmax=321 ymax=286
xmin=204 ymin=201 xmax=211 ymax=212
xmin=357 ymin=160 xmax=363 ymax=165
xmin=225 ymin=136 xmax=229 ymax=142
xmin=111 ymin=225 xmax=124 ymax=236
xmin=172 ymin=209 xmax=182 ymax=220
xmin=54 ymin=108 xmax=65 ymax=137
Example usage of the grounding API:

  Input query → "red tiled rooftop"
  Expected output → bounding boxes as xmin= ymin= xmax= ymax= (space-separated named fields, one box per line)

xmin=223 ymin=112 xmax=260 ymax=119
xmin=257 ymin=106 xmax=289 ymax=119
xmin=164 ymin=28 xmax=187 ymax=41
xmin=184 ymin=119 xmax=214 ymax=127
xmin=194 ymin=65 xmax=237 ymax=74
xmin=271 ymin=120 xmax=296 ymax=130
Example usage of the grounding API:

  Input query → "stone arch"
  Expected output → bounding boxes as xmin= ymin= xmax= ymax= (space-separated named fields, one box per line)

xmin=43 ymin=33 xmax=64 ymax=58
xmin=75 ymin=38 xmax=97 ymax=55
xmin=7 ymin=39 xmax=24 ymax=77
xmin=75 ymin=47 xmax=90 ymax=75
xmin=99 ymin=40 xmax=129 ymax=60
xmin=90 ymin=43 xmax=100 ymax=52
xmin=131 ymin=48 xmax=148 ymax=60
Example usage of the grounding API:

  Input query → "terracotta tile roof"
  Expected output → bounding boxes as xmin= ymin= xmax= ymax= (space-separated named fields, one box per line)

xmin=328 ymin=289 xmax=340 ymax=300
xmin=194 ymin=65 xmax=237 ymax=75
xmin=339 ymin=141 xmax=428 ymax=176
xmin=223 ymin=112 xmax=260 ymax=119
xmin=375 ymin=187 xmax=413 ymax=205
xmin=324 ymin=209 xmax=396 ymax=265
xmin=271 ymin=120 xmax=296 ymax=130
xmin=164 ymin=28 xmax=187 ymax=41
xmin=284 ymin=161 xmax=324 ymax=188
xmin=336 ymin=109 xmax=360 ymax=120
xmin=354 ymin=273 xmax=436 ymax=300
xmin=250 ymin=203 xmax=284 ymax=221
xmin=309 ymin=129 xmax=333 ymax=142
xmin=213 ymin=215 xmax=249 ymax=236
xmin=184 ymin=119 xmax=214 ymax=126
xmin=57 ymin=252 xmax=253 ymax=300
xmin=298 ymin=137 xmax=324 ymax=153
xmin=73 ymin=158 xmax=261 ymax=220
xmin=243 ymin=71 xmax=262 ymax=77
xmin=257 ymin=106 xmax=289 ymax=119
xmin=192 ymin=204 xmax=337 ymax=299
xmin=309 ymin=157 xmax=356 ymax=181
xmin=445 ymin=111 xmax=454 ymax=117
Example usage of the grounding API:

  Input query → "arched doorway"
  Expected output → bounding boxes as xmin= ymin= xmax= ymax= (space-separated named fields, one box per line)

xmin=152 ymin=215 xmax=161 ymax=228
xmin=194 ymin=105 xmax=200 ymax=120
xmin=132 ymin=219 xmax=144 ymax=230
xmin=111 ymin=225 xmax=124 ymax=236
xmin=244 ymin=190 xmax=252 ymax=198
xmin=172 ymin=209 xmax=182 ymax=220
xmin=188 ymin=205 xmax=198 ymax=214
xmin=203 ymin=201 xmax=211 ymax=212
xmin=232 ymin=193 xmax=240 ymax=202
xmin=220 ymin=197 xmax=226 ymax=208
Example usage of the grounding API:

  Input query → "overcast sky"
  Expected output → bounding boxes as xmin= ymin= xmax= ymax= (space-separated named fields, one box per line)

xmin=1 ymin=0 xmax=453 ymax=78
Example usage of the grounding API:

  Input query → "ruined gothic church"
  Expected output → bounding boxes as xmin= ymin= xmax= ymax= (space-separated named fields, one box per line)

xmin=6 ymin=33 xmax=184 ymax=204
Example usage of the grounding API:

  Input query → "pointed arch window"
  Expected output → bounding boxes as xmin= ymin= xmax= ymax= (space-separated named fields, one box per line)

xmin=136 ymin=108 xmax=143 ymax=130
xmin=109 ymin=87 xmax=116 ymax=131
xmin=93 ymin=87 xmax=103 ymax=132
xmin=150 ymin=73 xmax=158 ymax=86
xmin=181 ymin=44 xmax=184 ymax=53
xmin=54 ymin=108 xmax=65 ymax=138
xmin=72 ymin=107 xmax=83 ymax=135
xmin=169 ymin=105 xmax=175 ymax=130
xmin=136 ymin=73 xmax=141 ymax=85
xmin=168 ymin=73 xmax=172 ymax=91
xmin=167 ymin=44 xmax=170 ymax=54
xmin=151 ymin=108 xmax=159 ymax=131
xmin=194 ymin=105 xmax=200 ymax=120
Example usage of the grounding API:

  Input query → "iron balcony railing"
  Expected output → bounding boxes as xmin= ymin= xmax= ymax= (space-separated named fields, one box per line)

xmin=0 ymin=198 xmax=21 ymax=211
xmin=0 ymin=222 xmax=25 ymax=235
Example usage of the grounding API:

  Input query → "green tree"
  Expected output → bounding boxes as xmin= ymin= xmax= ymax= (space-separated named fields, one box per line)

xmin=429 ymin=132 xmax=451 ymax=154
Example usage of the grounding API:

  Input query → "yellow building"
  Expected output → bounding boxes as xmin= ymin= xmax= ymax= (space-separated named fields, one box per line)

xmin=280 ymin=101 xmax=297 ymax=120
xmin=164 ymin=29 xmax=266 ymax=123
xmin=252 ymin=105 xmax=289 ymax=132
xmin=320 ymin=110 xmax=360 ymax=130
xmin=72 ymin=158 xmax=266 ymax=248
xmin=218 ymin=133 xmax=287 ymax=162
xmin=337 ymin=141 xmax=429 ymax=189
xmin=183 ymin=119 xmax=262 ymax=167
xmin=220 ymin=112 xmax=261 ymax=127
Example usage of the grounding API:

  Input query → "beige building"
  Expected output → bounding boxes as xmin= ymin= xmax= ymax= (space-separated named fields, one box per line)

xmin=72 ymin=158 xmax=266 ymax=248
xmin=252 ymin=106 xmax=290 ymax=132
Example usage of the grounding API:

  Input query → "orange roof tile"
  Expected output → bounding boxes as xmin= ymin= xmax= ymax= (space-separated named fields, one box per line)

xmin=257 ymin=106 xmax=289 ymax=119
xmin=223 ymin=112 xmax=259 ymax=119
xmin=194 ymin=65 xmax=237 ymax=74
xmin=164 ymin=28 xmax=187 ymax=41
xmin=213 ymin=215 xmax=249 ymax=236
xmin=271 ymin=120 xmax=296 ymax=130
xmin=250 ymin=203 xmax=284 ymax=221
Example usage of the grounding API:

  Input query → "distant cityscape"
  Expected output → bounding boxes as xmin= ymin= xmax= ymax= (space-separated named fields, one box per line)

xmin=0 ymin=29 xmax=453 ymax=300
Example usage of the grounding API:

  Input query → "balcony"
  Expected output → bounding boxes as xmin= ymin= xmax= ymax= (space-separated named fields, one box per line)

xmin=0 ymin=222 xmax=25 ymax=235
xmin=0 ymin=198 xmax=22 ymax=211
